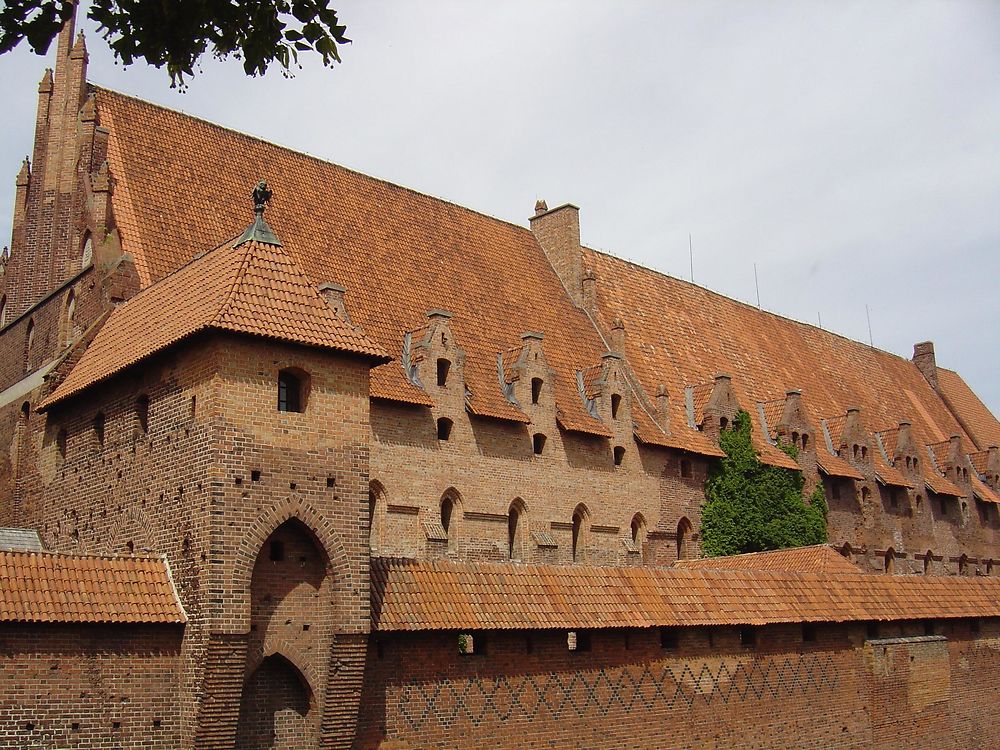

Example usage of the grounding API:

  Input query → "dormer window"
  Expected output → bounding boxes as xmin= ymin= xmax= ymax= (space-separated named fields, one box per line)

xmin=437 ymin=417 xmax=453 ymax=441
xmin=531 ymin=377 xmax=543 ymax=405
xmin=852 ymin=444 xmax=859 ymax=460
xmin=532 ymin=433 xmax=546 ymax=455
xmin=277 ymin=368 xmax=307 ymax=412
xmin=437 ymin=358 xmax=451 ymax=387
xmin=613 ymin=445 xmax=626 ymax=466
xmin=861 ymin=446 xmax=868 ymax=460
xmin=611 ymin=394 xmax=622 ymax=420
xmin=719 ymin=416 xmax=729 ymax=430
xmin=792 ymin=431 xmax=799 ymax=447
xmin=801 ymin=434 xmax=809 ymax=451
xmin=905 ymin=456 xmax=912 ymax=470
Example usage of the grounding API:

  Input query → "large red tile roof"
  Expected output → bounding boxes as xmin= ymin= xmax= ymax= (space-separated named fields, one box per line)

xmin=371 ymin=557 xmax=1000 ymax=632
xmin=0 ymin=550 xmax=185 ymax=623
xmin=40 ymin=237 xmax=387 ymax=409
xmin=673 ymin=544 xmax=861 ymax=574
xmin=583 ymin=247 xmax=978 ymax=470
xmin=90 ymin=87 xmax=709 ymax=452
xmin=936 ymin=368 xmax=1000 ymax=451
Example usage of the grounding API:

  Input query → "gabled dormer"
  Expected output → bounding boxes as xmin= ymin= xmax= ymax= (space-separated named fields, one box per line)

xmin=774 ymin=389 xmax=815 ymax=455
xmin=699 ymin=373 xmax=739 ymax=439
xmin=406 ymin=310 xmax=465 ymax=396
xmin=837 ymin=407 xmax=872 ymax=469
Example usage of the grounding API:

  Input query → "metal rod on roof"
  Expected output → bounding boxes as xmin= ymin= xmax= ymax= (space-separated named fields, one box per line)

xmin=754 ymin=263 xmax=761 ymax=309
xmin=689 ymin=234 xmax=694 ymax=283
xmin=866 ymin=304 xmax=874 ymax=348
xmin=817 ymin=312 xmax=823 ymax=329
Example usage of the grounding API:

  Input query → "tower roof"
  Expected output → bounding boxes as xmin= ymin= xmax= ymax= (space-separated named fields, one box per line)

xmin=39 ymin=232 xmax=388 ymax=410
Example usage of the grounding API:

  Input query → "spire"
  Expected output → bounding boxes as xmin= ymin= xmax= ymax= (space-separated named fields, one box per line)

xmin=236 ymin=180 xmax=282 ymax=246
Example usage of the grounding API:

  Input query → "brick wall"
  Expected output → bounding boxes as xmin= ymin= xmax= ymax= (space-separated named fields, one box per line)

xmin=0 ymin=623 xmax=183 ymax=749
xmin=357 ymin=618 xmax=1000 ymax=750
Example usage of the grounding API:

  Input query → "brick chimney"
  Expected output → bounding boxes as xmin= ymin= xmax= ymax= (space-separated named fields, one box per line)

xmin=987 ymin=446 xmax=1000 ymax=488
xmin=912 ymin=341 xmax=938 ymax=390
xmin=318 ymin=282 xmax=350 ymax=321
xmin=530 ymin=201 xmax=583 ymax=306
xmin=655 ymin=384 xmax=670 ymax=432
xmin=610 ymin=317 xmax=625 ymax=355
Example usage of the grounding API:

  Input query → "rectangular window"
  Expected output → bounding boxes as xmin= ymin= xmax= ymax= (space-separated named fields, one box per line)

xmin=660 ymin=627 xmax=679 ymax=650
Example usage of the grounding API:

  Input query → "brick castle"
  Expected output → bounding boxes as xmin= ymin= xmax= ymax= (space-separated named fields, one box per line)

xmin=1 ymin=15 xmax=1000 ymax=750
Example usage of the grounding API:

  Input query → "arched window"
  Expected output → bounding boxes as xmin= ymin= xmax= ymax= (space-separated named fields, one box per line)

xmin=571 ymin=504 xmax=589 ymax=562
xmin=531 ymin=377 xmax=543 ymax=405
xmin=861 ymin=486 xmax=871 ymax=504
xmin=923 ymin=550 xmax=933 ymax=575
xmin=437 ymin=417 xmax=453 ymax=441
xmin=532 ymin=432 xmax=546 ymax=455
xmin=368 ymin=481 xmax=386 ymax=555
xmin=613 ymin=445 xmax=626 ymax=466
xmin=840 ymin=542 xmax=853 ymax=559
xmin=676 ymin=517 xmax=693 ymax=560
xmin=884 ymin=548 xmax=895 ymax=575
xmin=277 ymin=368 xmax=308 ymax=412
xmin=959 ymin=554 xmax=969 ymax=576
xmin=440 ymin=490 xmax=461 ymax=552
xmin=852 ymin=444 xmax=859 ymax=460
xmin=630 ymin=513 xmax=647 ymax=562
xmin=719 ymin=416 xmax=729 ymax=430
xmin=792 ymin=431 xmax=799 ymax=447
xmin=611 ymin=393 xmax=622 ymax=420
xmin=508 ymin=499 xmax=527 ymax=561
xmin=861 ymin=446 xmax=868 ymax=460
xmin=801 ymin=434 xmax=809 ymax=451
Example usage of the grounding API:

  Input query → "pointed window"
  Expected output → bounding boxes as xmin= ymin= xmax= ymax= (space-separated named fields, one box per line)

xmin=611 ymin=393 xmax=622 ymax=420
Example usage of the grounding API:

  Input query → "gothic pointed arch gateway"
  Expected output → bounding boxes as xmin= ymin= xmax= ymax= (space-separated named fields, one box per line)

xmin=237 ymin=518 xmax=331 ymax=749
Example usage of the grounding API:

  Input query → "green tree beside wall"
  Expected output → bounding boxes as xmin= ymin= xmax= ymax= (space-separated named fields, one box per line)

xmin=700 ymin=410 xmax=828 ymax=557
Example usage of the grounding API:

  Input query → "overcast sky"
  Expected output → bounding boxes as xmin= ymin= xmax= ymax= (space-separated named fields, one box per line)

xmin=1 ymin=1 xmax=998 ymax=415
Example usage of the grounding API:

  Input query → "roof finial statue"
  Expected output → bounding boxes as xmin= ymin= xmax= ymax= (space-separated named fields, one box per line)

xmin=252 ymin=179 xmax=272 ymax=214
xmin=236 ymin=179 xmax=281 ymax=247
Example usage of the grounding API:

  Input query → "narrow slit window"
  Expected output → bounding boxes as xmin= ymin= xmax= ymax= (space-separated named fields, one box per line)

xmin=436 ymin=358 xmax=451 ymax=387
xmin=531 ymin=377 xmax=543 ymax=405
xmin=136 ymin=394 xmax=150 ymax=434
xmin=613 ymin=445 xmax=626 ymax=466
xmin=93 ymin=412 xmax=105 ymax=448
xmin=611 ymin=393 xmax=622 ymax=419
xmin=532 ymin=432 xmax=546 ymax=455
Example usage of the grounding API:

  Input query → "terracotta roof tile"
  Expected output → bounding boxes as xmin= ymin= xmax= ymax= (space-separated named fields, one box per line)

xmin=371 ymin=557 xmax=1000 ymax=631
xmin=970 ymin=451 xmax=989 ymax=475
xmin=816 ymin=448 xmax=864 ymax=480
xmin=673 ymin=545 xmax=861 ymax=574
xmin=921 ymin=446 xmax=964 ymax=497
xmin=758 ymin=398 xmax=786 ymax=438
xmin=872 ymin=444 xmax=913 ymax=489
xmin=96 ymin=87 xmax=609 ymax=429
xmin=41 ymin=238 xmax=387 ymax=409
xmin=936 ymin=368 xmax=1000 ymax=451
xmin=970 ymin=474 xmax=1000 ymax=504
xmin=0 ymin=550 xmax=185 ymax=623
xmin=584 ymin=247 xmax=973 ymax=464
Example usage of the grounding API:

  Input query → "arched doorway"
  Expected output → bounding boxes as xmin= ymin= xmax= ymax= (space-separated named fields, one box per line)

xmin=238 ymin=519 xmax=328 ymax=749
xmin=237 ymin=654 xmax=312 ymax=749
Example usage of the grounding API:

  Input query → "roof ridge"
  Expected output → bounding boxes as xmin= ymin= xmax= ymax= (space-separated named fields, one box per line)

xmin=92 ymin=84 xmax=537 ymax=238
xmin=210 ymin=239 xmax=255 ymax=328
xmin=0 ymin=548 xmax=168 ymax=562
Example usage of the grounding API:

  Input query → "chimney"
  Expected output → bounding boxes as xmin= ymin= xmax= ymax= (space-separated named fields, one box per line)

xmin=610 ymin=317 xmax=625 ymax=355
xmin=895 ymin=420 xmax=915 ymax=460
xmin=529 ymin=201 xmax=583 ymax=306
xmin=318 ymin=282 xmax=350 ymax=321
xmin=948 ymin=434 xmax=964 ymax=474
xmin=987 ymin=446 xmax=1000 ymax=486
xmin=912 ymin=341 xmax=938 ymax=390
xmin=581 ymin=268 xmax=596 ymax=311
xmin=777 ymin=389 xmax=804 ymax=436
xmin=655 ymin=384 xmax=671 ymax=432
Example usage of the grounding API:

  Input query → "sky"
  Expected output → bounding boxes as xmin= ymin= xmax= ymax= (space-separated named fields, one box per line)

xmin=1 ymin=0 xmax=998 ymax=416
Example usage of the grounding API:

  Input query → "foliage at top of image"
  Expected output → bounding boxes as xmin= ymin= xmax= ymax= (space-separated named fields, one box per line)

xmin=700 ymin=410 xmax=828 ymax=557
xmin=0 ymin=0 xmax=350 ymax=87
